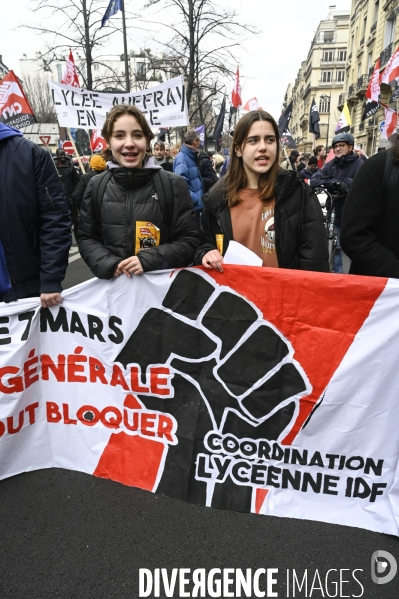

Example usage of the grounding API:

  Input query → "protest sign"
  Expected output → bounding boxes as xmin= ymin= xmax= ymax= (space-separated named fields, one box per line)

xmin=0 ymin=266 xmax=398 ymax=536
xmin=48 ymin=76 xmax=189 ymax=129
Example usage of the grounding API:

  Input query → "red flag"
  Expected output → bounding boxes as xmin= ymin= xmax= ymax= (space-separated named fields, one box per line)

xmin=381 ymin=105 xmax=398 ymax=140
xmin=61 ymin=49 xmax=80 ymax=88
xmin=231 ymin=67 xmax=242 ymax=109
xmin=0 ymin=70 xmax=36 ymax=129
xmin=381 ymin=46 xmax=399 ymax=86
xmin=242 ymin=97 xmax=262 ymax=111
xmin=366 ymin=58 xmax=381 ymax=102
xmin=90 ymin=129 xmax=107 ymax=152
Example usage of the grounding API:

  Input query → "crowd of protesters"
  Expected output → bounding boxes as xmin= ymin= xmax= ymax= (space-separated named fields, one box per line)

xmin=0 ymin=105 xmax=398 ymax=306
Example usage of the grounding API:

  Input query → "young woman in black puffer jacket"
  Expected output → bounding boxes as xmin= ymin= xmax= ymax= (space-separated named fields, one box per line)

xmin=194 ymin=110 xmax=329 ymax=273
xmin=78 ymin=105 xmax=202 ymax=279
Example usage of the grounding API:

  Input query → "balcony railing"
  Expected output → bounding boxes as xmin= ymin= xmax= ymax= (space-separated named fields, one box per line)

xmin=370 ymin=21 xmax=377 ymax=33
xmin=357 ymin=74 xmax=369 ymax=91
xmin=338 ymin=92 xmax=347 ymax=106
xmin=380 ymin=43 xmax=393 ymax=68
xmin=359 ymin=122 xmax=365 ymax=131
xmin=304 ymin=64 xmax=312 ymax=80
xmin=348 ymin=83 xmax=358 ymax=97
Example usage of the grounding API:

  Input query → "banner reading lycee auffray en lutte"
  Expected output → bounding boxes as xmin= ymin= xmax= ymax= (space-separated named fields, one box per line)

xmin=0 ymin=267 xmax=398 ymax=535
xmin=48 ymin=76 xmax=189 ymax=129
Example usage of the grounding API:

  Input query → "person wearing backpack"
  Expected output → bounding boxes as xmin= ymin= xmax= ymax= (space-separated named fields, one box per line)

xmin=340 ymin=134 xmax=399 ymax=278
xmin=77 ymin=105 xmax=202 ymax=279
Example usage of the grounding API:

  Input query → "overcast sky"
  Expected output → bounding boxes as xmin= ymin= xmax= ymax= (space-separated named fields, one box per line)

xmin=3 ymin=0 xmax=350 ymax=120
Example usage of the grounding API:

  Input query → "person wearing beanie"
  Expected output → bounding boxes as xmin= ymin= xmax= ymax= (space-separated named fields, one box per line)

xmin=89 ymin=154 xmax=107 ymax=171
xmin=72 ymin=154 xmax=107 ymax=234
xmin=298 ymin=155 xmax=319 ymax=181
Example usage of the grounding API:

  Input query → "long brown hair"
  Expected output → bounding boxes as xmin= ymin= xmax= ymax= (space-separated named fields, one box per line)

xmin=101 ymin=105 xmax=154 ymax=163
xmin=223 ymin=110 xmax=281 ymax=207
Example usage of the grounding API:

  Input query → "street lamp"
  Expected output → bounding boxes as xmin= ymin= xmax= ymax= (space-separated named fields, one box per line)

xmin=320 ymin=94 xmax=331 ymax=149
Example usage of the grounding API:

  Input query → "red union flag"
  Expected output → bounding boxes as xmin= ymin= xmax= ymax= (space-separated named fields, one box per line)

xmin=90 ymin=129 xmax=106 ymax=152
xmin=243 ymin=97 xmax=262 ymax=111
xmin=1 ymin=267 xmax=399 ymax=535
xmin=231 ymin=66 xmax=242 ymax=109
xmin=61 ymin=49 xmax=80 ymax=88
xmin=381 ymin=105 xmax=398 ymax=139
xmin=381 ymin=45 xmax=399 ymax=86
xmin=0 ymin=70 xmax=36 ymax=129
xmin=366 ymin=58 xmax=381 ymax=102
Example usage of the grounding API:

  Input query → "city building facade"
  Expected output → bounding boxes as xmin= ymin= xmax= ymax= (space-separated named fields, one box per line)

xmin=339 ymin=0 xmax=399 ymax=152
xmin=284 ymin=7 xmax=350 ymax=153
xmin=0 ymin=55 xmax=9 ymax=79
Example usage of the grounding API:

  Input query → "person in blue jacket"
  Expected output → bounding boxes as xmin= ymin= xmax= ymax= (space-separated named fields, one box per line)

xmin=310 ymin=132 xmax=363 ymax=273
xmin=0 ymin=123 xmax=71 ymax=306
xmin=173 ymin=130 xmax=204 ymax=217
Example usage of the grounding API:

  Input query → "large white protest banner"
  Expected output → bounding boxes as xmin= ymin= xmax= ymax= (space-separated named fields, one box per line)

xmin=0 ymin=266 xmax=398 ymax=535
xmin=48 ymin=75 xmax=189 ymax=129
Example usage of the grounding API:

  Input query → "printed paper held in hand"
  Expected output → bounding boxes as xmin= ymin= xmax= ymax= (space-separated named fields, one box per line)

xmin=223 ymin=240 xmax=263 ymax=266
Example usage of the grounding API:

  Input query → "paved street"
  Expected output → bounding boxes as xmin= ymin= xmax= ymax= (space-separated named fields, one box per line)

xmin=0 ymin=249 xmax=398 ymax=599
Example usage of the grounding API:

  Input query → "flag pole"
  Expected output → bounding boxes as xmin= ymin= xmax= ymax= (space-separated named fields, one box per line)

xmin=121 ymin=0 xmax=130 ymax=93
xmin=67 ymin=129 xmax=85 ymax=174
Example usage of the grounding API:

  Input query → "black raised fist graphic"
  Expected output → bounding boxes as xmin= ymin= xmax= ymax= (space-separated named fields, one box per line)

xmin=114 ymin=270 xmax=310 ymax=508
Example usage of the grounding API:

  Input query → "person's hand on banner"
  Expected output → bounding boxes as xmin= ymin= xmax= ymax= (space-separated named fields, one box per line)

xmin=115 ymin=256 xmax=144 ymax=277
xmin=202 ymin=249 xmax=224 ymax=272
xmin=40 ymin=292 xmax=63 ymax=308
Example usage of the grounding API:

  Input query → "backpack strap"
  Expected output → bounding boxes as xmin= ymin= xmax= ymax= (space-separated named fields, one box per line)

xmin=152 ymin=169 xmax=174 ymax=239
xmin=383 ymin=149 xmax=399 ymax=205
xmin=91 ymin=170 xmax=113 ymax=222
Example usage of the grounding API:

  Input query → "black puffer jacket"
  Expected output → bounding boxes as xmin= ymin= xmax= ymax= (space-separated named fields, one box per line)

xmin=78 ymin=166 xmax=203 ymax=279
xmin=194 ymin=170 xmax=329 ymax=272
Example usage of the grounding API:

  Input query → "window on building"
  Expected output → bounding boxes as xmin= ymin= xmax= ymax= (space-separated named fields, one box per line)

xmin=373 ymin=0 xmax=379 ymax=23
xmin=57 ymin=64 xmax=63 ymax=82
xmin=136 ymin=62 xmax=146 ymax=76
xmin=322 ymin=50 xmax=334 ymax=62
xmin=319 ymin=98 xmax=330 ymax=113
xmin=337 ymin=49 xmax=347 ymax=61
xmin=321 ymin=70 xmax=333 ymax=83
xmin=93 ymin=63 xmax=99 ymax=71
xmin=358 ymin=62 xmax=362 ymax=77
xmin=362 ymin=16 xmax=367 ymax=38
xmin=337 ymin=70 xmax=345 ymax=82
xmin=323 ymin=30 xmax=334 ymax=43
xmin=367 ymin=52 xmax=373 ymax=73
xmin=384 ymin=16 xmax=396 ymax=48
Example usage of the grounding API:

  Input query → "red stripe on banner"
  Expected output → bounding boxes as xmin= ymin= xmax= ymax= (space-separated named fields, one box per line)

xmin=255 ymin=488 xmax=269 ymax=514
xmin=206 ymin=267 xmax=387 ymax=445
xmin=93 ymin=432 xmax=165 ymax=491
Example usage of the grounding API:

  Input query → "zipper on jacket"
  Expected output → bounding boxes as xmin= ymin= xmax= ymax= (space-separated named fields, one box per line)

xmin=44 ymin=186 xmax=55 ymax=210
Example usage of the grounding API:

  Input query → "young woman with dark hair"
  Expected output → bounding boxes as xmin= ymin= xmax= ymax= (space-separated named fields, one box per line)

xmin=194 ymin=110 xmax=329 ymax=272
xmin=78 ymin=105 xmax=202 ymax=279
